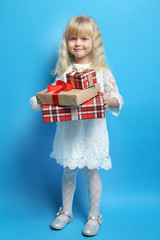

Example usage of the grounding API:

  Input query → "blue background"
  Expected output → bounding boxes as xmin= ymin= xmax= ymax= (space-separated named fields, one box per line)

xmin=0 ymin=0 xmax=160 ymax=239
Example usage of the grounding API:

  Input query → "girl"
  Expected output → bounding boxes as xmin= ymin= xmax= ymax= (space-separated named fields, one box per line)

xmin=30 ymin=15 xmax=123 ymax=237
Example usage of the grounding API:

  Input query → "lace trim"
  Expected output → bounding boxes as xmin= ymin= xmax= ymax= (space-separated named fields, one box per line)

xmin=50 ymin=154 xmax=112 ymax=170
xmin=73 ymin=62 xmax=90 ymax=68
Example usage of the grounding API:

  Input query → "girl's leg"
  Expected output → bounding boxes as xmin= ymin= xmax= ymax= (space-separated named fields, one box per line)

xmin=83 ymin=167 xmax=102 ymax=225
xmin=57 ymin=167 xmax=78 ymax=221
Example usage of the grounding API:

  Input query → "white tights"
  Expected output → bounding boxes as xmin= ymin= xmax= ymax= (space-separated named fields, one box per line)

xmin=57 ymin=167 xmax=102 ymax=225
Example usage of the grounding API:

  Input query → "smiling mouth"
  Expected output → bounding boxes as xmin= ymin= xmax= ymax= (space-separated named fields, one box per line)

xmin=74 ymin=49 xmax=83 ymax=51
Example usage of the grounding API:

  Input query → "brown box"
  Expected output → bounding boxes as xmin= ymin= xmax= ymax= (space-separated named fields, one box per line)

xmin=36 ymin=83 xmax=100 ymax=106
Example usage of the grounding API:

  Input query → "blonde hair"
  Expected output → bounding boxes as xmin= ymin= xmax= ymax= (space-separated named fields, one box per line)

xmin=53 ymin=15 xmax=108 ymax=76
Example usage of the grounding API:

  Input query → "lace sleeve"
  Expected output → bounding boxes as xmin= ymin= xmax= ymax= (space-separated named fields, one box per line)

xmin=103 ymin=69 xmax=124 ymax=116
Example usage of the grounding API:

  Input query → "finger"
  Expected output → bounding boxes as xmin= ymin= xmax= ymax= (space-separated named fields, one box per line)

xmin=104 ymin=106 xmax=107 ymax=111
xmin=97 ymin=90 xmax=105 ymax=96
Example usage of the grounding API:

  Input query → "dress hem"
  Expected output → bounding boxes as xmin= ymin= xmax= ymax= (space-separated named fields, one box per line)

xmin=50 ymin=154 xmax=112 ymax=171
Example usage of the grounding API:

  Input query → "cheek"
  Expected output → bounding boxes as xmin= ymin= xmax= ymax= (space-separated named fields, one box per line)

xmin=90 ymin=44 xmax=93 ymax=51
xmin=87 ymin=42 xmax=93 ymax=52
xmin=67 ymin=42 xmax=73 ymax=53
xmin=67 ymin=42 xmax=70 ymax=50
xmin=87 ymin=40 xmax=93 ymax=51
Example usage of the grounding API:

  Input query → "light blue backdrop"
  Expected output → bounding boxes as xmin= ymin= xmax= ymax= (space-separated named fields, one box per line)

xmin=0 ymin=0 xmax=160 ymax=239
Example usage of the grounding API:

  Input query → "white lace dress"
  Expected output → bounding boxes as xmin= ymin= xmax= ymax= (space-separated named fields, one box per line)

xmin=50 ymin=63 xmax=124 ymax=170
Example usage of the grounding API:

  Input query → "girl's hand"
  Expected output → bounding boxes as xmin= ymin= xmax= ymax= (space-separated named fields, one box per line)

xmin=98 ymin=91 xmax=110 ymax=111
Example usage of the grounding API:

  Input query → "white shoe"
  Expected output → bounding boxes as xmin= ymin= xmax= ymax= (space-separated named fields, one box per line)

xmin=50 ymin=207 xmax=73 ymax=230
xmin=82 ymin=215 xmax=103 ymax=236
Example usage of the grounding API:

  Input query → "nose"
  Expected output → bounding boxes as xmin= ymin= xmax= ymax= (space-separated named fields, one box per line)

xmin=75 ymin=38 xmax=81 ymax=46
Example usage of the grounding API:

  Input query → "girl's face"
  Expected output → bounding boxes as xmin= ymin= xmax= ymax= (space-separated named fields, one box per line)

xmin=67 ymin=33 xmax=93 ymax=64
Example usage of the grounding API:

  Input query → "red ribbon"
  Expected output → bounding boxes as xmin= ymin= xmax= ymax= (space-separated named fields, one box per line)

xmin=47 ymin=80 xmax=72 ymax=105
xmin=55 ymin=80 xmax=72 ymax=91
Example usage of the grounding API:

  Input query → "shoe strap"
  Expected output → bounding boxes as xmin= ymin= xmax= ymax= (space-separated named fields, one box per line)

xmin=56 ymin=207 xmax=72 ymax=219
xmin=87 ymin=214 xmax=103 ymax=225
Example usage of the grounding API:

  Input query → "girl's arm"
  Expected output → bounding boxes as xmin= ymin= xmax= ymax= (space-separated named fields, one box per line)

xmin=102 ymin=69 xmax=124 ymax=115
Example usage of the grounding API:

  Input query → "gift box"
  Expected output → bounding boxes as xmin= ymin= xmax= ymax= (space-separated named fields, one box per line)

xmin=66 ymin=69 xmax=97 ymax=89
xmin=36 ymin=81 xmax=100 ymax=106
xmin=42 ymin=94 xmax=105 ymax=123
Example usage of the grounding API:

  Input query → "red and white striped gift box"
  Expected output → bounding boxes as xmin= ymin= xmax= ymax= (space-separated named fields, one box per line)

xmin=66 ymin=69 xmax=97 ymax=89
xmin=42 ymin=95 xmax=105 ymax=123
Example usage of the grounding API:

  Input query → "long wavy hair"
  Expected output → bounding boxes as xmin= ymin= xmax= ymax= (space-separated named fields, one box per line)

xmin=53 ymin=15 xmax=108 ymax=76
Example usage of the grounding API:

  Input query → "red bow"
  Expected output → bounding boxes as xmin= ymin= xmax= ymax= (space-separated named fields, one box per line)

xmin=47 ymin=80 xmax=72 ymax=105
xmin=48 ymin=80 xmax=72 ymax=92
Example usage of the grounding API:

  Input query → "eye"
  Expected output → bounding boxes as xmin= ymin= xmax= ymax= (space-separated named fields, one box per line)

xmin=82 ymin=37 xmax=88 ymax=41
xmin=69 ymin=37 xmax=76 ymax=41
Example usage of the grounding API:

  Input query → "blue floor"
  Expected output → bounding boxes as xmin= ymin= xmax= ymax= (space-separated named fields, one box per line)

xmin=1 ymin=192 xmax=160 ymax=240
